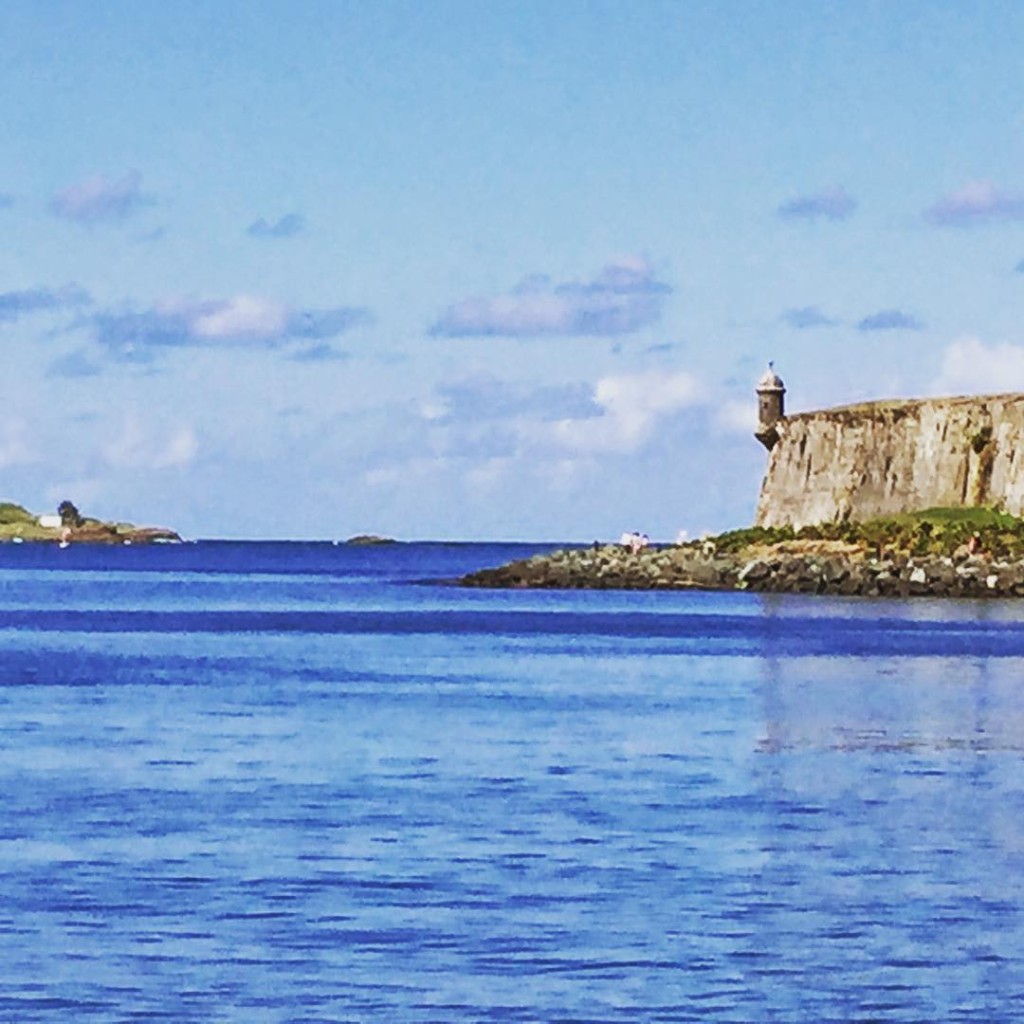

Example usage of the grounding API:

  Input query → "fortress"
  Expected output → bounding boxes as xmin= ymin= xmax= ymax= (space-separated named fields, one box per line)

xmin=753 ymin=366 xmax=1024 ymax=528
xmin=462 ymin=365 xmax=1024 ymax=594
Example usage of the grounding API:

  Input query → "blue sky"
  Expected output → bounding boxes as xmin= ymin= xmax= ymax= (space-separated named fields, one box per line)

xmin=5 ymin=1 xmax=1024 ymax=540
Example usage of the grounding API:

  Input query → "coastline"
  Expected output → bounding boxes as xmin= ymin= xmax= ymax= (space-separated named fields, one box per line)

xmin=0 ymin=507 xmax=181 ymax=545
xmin=0 ymin=525 xmax=183 ymax=545
xmin=460 ymin=538 xmax=1024 ymax=598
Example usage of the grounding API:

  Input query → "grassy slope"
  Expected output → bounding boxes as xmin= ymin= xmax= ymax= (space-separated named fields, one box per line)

xmin=0 ymin=502 xmax=55 ymax=540
xmin=709 ymin=507 xmax=1024 ymax=560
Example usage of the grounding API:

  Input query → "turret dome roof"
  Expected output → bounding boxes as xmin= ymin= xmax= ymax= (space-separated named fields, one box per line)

xmin=757 ymin=363 xmax=785 ymax=390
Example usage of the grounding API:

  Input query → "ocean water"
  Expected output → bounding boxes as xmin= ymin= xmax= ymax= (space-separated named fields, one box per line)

xmin=2 ymin=541 xmax=1024 ymax=1022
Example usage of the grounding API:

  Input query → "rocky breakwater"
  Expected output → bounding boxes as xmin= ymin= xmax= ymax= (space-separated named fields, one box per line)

xmin=461 ymin=543 xmax=740 ymax=590
xmin=461 ymin=530 xmax=1024 ymax=598
xmin=733 ymin=540 xmax=1024 ymax=598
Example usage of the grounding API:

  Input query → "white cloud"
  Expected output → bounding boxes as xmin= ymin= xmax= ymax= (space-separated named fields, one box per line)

xmin=45 ymin=479 xmax=103 ymax=511
xmin=431 ymin=256 xmax=672 ymax=337
xmin=548 ymin=370 xmax=700 ymax=453
xmin=247 ymin=213 xmax=304 ymax=239
xmin=154 ymin=426 xmax=198 ymax=468
xmin=715 ymin=399 xmax=757 ymax=434
xmin=0 ymin=284 xmax=90 ymax=323
xmin=777 ymin=186 xmax=857 ymax=221
xmin=933 ymin=336 xmax=1024 ymax=395
xmin=191 ymin=295 xmax=288 ymax=339
xmin=102 ymin=415 xmax=198 ymax=470
xmin=50 ymin=171 xmax=148 ymax=225
xmin=466 ymin=456 xmax=514 ymax=489
xmin=0 ymin=419 xmax=32 ymax=468
xmin=364 ymin=466 xmax=404 ymax=487
xmin=925 ymin=180 xmax=1024 ymax=226
xmin=89 ymin=294 xmax=368 ymax=357
xmin=419 ymin=400 xmax=450 ymax=421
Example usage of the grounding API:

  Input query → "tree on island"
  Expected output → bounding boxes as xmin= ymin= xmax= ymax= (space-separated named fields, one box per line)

xmin=58 ymin=500 xmax=83 ymax=529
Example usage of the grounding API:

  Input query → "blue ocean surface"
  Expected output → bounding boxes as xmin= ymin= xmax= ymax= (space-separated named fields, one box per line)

xmin=1 ymin=540 xmax=1024 ymax=1022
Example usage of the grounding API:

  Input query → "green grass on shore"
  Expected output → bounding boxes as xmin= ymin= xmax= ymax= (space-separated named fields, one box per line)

xmin=710 ymin=507 xmax=1024 ymax=559
xmin=0 ymin=502 xmax=56 ymax=541
xmin=0 ymin=502 xmax=35 ymax=526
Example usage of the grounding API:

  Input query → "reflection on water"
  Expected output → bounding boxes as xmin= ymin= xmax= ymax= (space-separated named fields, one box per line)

xmin=0 ymin=544 xmax=1023 ymax=1020
xmin=757 ymin=654 xmax=1024 ymax=754
xmin=749 ymin=644 xmax=1024 ymax=1020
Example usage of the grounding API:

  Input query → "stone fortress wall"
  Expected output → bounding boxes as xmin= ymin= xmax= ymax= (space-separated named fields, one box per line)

xmin=752 ymin=371 xmax=1024 ymax=529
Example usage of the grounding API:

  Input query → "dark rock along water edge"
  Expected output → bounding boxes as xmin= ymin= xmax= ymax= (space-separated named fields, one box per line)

xmin=460 ymin=537 xmax=1024 ymax=598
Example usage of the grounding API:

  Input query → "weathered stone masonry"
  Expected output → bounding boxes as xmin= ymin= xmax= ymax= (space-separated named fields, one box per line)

xmin=755 ymin=392 xmax=1024 ymax=528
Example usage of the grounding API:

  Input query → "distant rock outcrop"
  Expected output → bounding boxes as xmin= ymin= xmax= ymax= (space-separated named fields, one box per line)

xmin=756 ymin=393 xmax=1024 ymax=528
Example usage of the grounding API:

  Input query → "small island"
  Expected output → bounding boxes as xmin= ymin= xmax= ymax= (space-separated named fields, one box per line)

xmin=0 ymin=500 xmax=181 ymax=545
